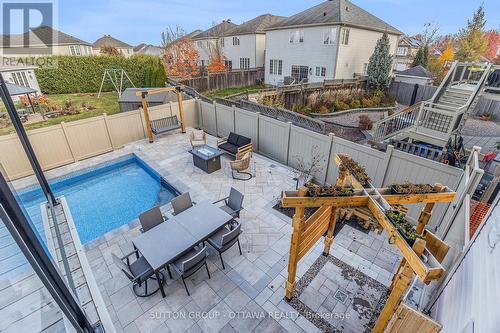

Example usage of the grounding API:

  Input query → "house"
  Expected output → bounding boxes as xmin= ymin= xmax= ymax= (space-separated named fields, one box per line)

xmin=221 ymin=14 xmax=285 ymax=70
xmin=394 ymin=36 xmax=423 ymax=71
xmin=93 ymin=35 xmax=134 ymax=57
xmin=264 ymin=0 xmax=402 ymax=85
xmin=0 ymin=26 xmax=93 ymax=57
xmin=134 ymin=44 xmax=163 ymax=57
xmin=193 ymin=20 xmax=237 ymax=68
xmin=394 ymin=65 xmax=435 ymax=85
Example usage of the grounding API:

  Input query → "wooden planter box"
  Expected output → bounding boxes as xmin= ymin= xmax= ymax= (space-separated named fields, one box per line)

xmin=390 ymin=184 xmax=437 ymax=195
xmin=307 ymin=185 xmax=355 ymax=197
xmin=386 ymin=213 xmax=422 ymax=246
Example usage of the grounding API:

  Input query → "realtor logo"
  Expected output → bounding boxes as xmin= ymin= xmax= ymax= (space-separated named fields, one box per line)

xmin=1 ymin=1 xmax=57 ymax=56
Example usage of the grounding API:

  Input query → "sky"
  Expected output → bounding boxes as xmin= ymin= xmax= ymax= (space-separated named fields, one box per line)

xmin=21 ymin=0 xmax=500 ymax=46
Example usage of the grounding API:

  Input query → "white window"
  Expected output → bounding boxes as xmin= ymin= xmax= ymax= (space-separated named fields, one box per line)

xmin=269 ymin=59 xmax=283 ymax=75
xmin=70 ymin=45 xmax=81 ymax=55
xmin=232 ymin=37 xmax=240 ymax=46
xmin=225 ymin=60 xmax=232 ymax=70
xmin=201 ymin=59 xmax=206 ymax=67
xmin=196 ymin=41 xmax=202 ymax=48
xmin=289 ymin=30 xmax=304 ymax=44
xmin=315 ymin=66 xmax=326 ymax=77
xmin=396 ymin=46 xmax=408 ymax=56
xmin=340 ymin=28 xmax=350 ymax=45
xmin=240 ymin=57 xmax=250 ymax=69
xmin=12 ymin=71 xmax=30 ymax=87
xmin=323 ymin=28 xmax=337 ymax=45
xmin=220 ymin=38 xmax=225 ymax=47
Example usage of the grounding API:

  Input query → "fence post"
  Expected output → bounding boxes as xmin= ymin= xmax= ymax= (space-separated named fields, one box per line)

xmin=323 ymin=133 xmax=336 ymax=185
xmin=285 ymin=122 xmax=292 ymax=165
xmin=102 ymin=113 xmax=116 ymax=150
xmin=213 ymin=100 xmax=218 ymax=136
xmin=60 ymin=121 xmax=77 ymax=162
xmin=137 ymin=109 xmax=147 ymax=138
xmin=232 ymin=105 xmax=236 ymax=133
xmin=256 ymin=112 xmax=260 ymax=153
xmin=196 ymin=98 xmax=203 ymax=130
xmin=379 ymin=144 xmax=394 ymax=187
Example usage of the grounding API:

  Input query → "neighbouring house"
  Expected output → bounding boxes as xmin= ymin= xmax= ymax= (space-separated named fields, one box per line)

xmin=193 ymin=20 xmax=237 ymax=68
xmin=118 ymin=88 xmax=191 ymax=112
xmin=394 ymin=36 xmax=423 ymax=71
xmin=133 ymin=44 xmax=163 ymax=57
xmin=394 ymin=65 xmax=435 ymax=85
xmin=0 ymin=65 xmax=41 ymax=101
xmin=0 ymin=25 xmax=93 ymax=57
xmin=221 ymin=14 xmax=285 ymax=70
xmin=93 ymin=35 xmax=134 ymax=57
xmin=264 ymin=0 xmax=402 ymax=85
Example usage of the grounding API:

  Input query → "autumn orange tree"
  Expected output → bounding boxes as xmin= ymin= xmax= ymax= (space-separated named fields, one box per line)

xmin=100 ymin=45 xmax=120 ymax=56
xmin=206 ymin=39 xmax=225 ymax=72
xmin=484 ymin=30 xmax=500 ymax=61
xmin=439 ymin=42 xmax=454 ymax=65
xmin=163 ymin=36 xmax=199 ymax=79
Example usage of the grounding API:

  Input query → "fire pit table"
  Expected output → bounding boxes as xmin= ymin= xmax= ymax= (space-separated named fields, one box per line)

xmin=189 ymin=144 xmax=224 ymax=173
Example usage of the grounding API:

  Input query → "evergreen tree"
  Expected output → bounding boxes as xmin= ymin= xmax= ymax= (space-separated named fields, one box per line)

xmin=367 ymin=32 xmax=393 ymax=92
xmin=412 ymin=45 xmax=429 ymax=68
xmin=457 ymin=5 xmax=488 ymax=61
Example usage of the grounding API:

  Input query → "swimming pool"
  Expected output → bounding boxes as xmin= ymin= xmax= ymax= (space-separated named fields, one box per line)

xmin=16 ymin=155 xmax=178 ymax=244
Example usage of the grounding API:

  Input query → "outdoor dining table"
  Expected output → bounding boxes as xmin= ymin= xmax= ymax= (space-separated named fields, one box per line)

xmin=132 ymin=201 xmax=233 ymax=297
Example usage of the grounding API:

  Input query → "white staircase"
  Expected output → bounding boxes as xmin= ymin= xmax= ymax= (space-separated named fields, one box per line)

xmin=374 ymin=61 xmax=494 ymax=147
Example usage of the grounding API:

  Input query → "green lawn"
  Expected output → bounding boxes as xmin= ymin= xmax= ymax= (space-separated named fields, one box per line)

xmin=0 ymin=92 xmax=119 ymax=135
xmin=205 ymin=84 xmax=267 ymax=99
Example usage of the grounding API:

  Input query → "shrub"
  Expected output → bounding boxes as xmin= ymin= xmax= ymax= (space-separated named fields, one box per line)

xmin=371 ymin=96 xmax=381 ymax=106
xmin=350 ymin=99 xmax=361 ymax=109
xmin=318 ymin=105 xmax=330 ymax=114
xmin=333 ymin=100 xmax=350 ymax=111
xmin=361 ymin=98 xmax=374 ymax=108
xmin=35 ymin=55 xmax=167 ymax=94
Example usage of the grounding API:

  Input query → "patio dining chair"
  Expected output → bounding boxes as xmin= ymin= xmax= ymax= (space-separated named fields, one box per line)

xmin=213 ymin=187 xmax=244 ymax=218
xmin=138 ymin=206 xmax=167 ymax=233
xmin=206 ymin=222 xmax=242 ymax=270
xmin=168 ymin=246 xmax=210 ymax=296
xmin=112 ymin=250 xmax=165 ymax=297
xmin=171 ymin=192 xmax=195 ymax=215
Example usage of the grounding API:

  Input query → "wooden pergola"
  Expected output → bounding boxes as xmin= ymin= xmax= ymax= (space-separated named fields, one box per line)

xmin=281 ymin=154 xmax=456 ymax=333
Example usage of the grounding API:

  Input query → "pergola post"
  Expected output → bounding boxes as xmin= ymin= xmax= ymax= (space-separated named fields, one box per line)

xmin=373 ymin=239 xmax=425 ymax=333
xmin=285 ymin=186 xmax=307 ymax=300
xmin=141 ymin=92 xmax=154 ymax=143
xmin=323 ymin=207 xmax=338 ymax=256
xmin=176 ymin=86 xmax=186 ymax=133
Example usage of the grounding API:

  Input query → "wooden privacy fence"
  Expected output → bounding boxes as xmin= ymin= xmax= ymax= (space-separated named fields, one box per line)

xmin=196 ymin=99 xmax=465 ymax=230
xmin=172 ymin=67 xmax=265 ymax=92
xmin=0 ymin=99 xmax=198 ymax=180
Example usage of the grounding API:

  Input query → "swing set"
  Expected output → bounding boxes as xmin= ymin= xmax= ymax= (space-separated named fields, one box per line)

xmin=136 ymin=86 xmax=186 ymax=143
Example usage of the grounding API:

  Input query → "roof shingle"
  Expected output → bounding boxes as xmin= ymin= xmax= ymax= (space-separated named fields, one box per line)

xmin=93 ymin=35 xmax=132 ymax=49
xmin=1 ymin=26 xmax=90 ymax=47
xmin=223 ymin=14 xmax=286 ymax=36
xmin=266 ymin=0 xmax=402 ymax=35
xmin=194 ymin=20 xmax=237 ymax=39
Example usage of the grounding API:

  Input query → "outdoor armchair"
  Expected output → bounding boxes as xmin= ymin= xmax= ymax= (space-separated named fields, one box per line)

xmin=229 ymin=152 xmax=252 ymax=180
xmin=112 ymin=249 xmax=164 ymax=297
xmin=171 ymin=192 xmax=195 ymax=215
xmin=138 ymin=206 xmax=167 ymax=233
xmin=213 ymin=187 xmax=244 ymax=218
xmin=206 ymin=222 xmax=242 ymax=270
xmin=188 ymin=129 xmax=206 ymax=148
xmin=168 ymin=246 xmax=210 ymax=296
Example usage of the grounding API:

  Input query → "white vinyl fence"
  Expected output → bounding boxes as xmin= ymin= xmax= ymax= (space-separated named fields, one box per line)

xmin=197 ymin=99 xmax=465 ymax=229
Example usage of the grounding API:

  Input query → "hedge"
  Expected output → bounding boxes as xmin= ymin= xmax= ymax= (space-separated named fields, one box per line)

xmin=35 ymin=54 xmax=167 ymax=94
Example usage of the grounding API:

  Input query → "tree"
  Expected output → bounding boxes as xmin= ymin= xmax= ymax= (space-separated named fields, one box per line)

xmin=163 ymin=35 xmax=199 ymax=79
xmin=366 ymin=32 xmax=393 ymax=92
xmin=412 ymin=45 xmax=429 ymax=68
xmin=206 ymin=39 xmax=225 ymax=72
xmin=100 ymin=45 xmax=120 ymax=56
xmin=428 ymin=56 xmax=446 ymax=85
xmin=484 ymin=30 xmax=500 ymax=60
xmin=439 ymin=42 xmax=454 ymax=65
xmin=161 ymin=25 xmax=186 ymax=48
xmin=456 ymin=5 xmax=488 ymax=61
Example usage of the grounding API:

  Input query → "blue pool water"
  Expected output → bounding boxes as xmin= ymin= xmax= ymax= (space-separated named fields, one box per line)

xmin=16 ymin=155 xmax=178 ymax=244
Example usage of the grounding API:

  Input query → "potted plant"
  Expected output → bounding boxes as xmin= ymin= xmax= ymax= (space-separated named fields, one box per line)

xmin=479 ymin=113 xmax=491 ymax=121
xmin=358 ymin=115 xmax=373 ymax=130
xmin=391 ymin=182 xmax=436 ymax=195
xmin=306 ymin=184 xmax=354 ymax=197
xmin=385 ymin=210 xmax=423 ymax=246
xmin=338 ymin=154 xmax=372 ymax=187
